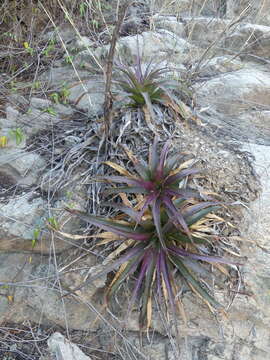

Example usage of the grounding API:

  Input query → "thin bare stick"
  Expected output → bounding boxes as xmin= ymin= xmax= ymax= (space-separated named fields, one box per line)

xmin=103 ymin=1 xmax=130 ymax=136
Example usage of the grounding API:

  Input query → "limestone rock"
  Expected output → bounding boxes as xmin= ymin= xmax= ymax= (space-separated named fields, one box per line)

xmin=70 ymin=36 xmax=94 ymax=52
xmin=0 ymin=149 xmax=46 ymax=186
xmin=67 ymin=75 xmax=104 ymax=115
xmin=94 ymin=30 xmax=201 ymax=66
xmin=48 ymin=332 xmax=92 ymax=360
xmin=6 ymin=105 xmax=19 ymax=123
xmin=225 ymin=23 xmax=270 ymax=60
xmin=151 ymin=15 xmax=186 ymax=38
xmin=197 ymin=55 xmax=243 ymax=76
xmin=194 ymin=67 xmax=270 ymax=144
xmin=227 ymin=0 xmax=270 ymax=26
xmin=39 ymin=66 xmax=90 ymax=88
xmin=30 ymin=97 xmax=53 ymax=110
xmin=20 ymin=108 xmax=60 ymax=135
xmin=0 ymin=254 xmax=101 ymax=331
xmin=149 ymin=0 xmax=226 ymax=17
xmin=0 ymin=191 xmax=87 ymax=254
xmin=185 ymin=16 xmax=231 ymax=47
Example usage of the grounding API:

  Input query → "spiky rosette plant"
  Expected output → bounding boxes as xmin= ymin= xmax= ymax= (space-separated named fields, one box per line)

xmin=114 ymin=55 xmax=190 ymax=129
xmin=103 ymin=138 xmax=210 ymax=248
xmin=66 ymin=201 xmax=237 ymax=328
xmin=65 ymin=140 xmax=239 ymax=328
xmin=115 ymin=59 xmax=170 ymax=107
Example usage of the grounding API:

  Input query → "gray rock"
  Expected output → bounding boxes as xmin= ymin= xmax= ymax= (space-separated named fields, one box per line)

xmin=185 ymin=16 xmax=231 ymax=48
xmin=48 ymin=333 xmax=92 ymax=360
xmin=0 ymin=194 xmax=46 ymax=252
xmin=42 ymin=25 xmax=77 ymax=44
xmin=0 ymin=183 xmax=87 ymax=254
xmin=6 ymin=105 xmax=19 ymax=123
xmin=227 ymin=0 xmax=270 ymax=26
xmin=225 ymin=23 xmax=270 ymax=60
xmin=21 ymin=108 xmax=60 ymax=135
xmin=67 ymin=75 xmax=104 ymax=115
xmin=0 ymin=149 xmax=46 ymax=186
xmin=39 ymin=67 xmax=90 ymax=88
xmin=30 ymin=98 xmax=53 ymax=110
xmin=152 ymin=15 xmax=186 ymax=38
xmin=53 ymin=103 xmax=74 ymax=116
xmin=0 ymin=253 xmax=101 ymax=331
xmin=194 ymin=67 xmax=270 ymax=144
xmin=149 ymin=0 xmax=226 ymax=17
xmin=94 ymin=30 xmax=201 ymax=65
xmin=197 ymin=55 xmax=243 ymax=76
xmin=240 ymin=143 xmax=270 ymax=251
xmin=70 ymin=36 xmax=94 ymax=52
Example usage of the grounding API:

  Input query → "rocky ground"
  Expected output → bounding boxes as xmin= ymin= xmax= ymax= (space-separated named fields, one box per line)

xmin=0 ymin=1 xmax=270 ymax=359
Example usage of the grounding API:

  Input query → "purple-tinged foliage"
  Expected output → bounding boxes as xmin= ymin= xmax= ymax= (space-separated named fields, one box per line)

xmin=104 ymin=138 xmax=217 ymax=244
xmin=65 ymin=140 xmax=238 ymax=328
xmin=114 ymin=54 xmax=180 ymax=110
xmin=66 ymin=194 xmax=236 ymax=328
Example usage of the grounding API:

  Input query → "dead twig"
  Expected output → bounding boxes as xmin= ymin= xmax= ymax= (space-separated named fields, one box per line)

xmin=103 ymin=1 xmax=130 ymax=137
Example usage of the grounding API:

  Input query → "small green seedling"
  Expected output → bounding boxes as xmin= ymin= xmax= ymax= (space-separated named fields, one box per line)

xmin=64 ymin=55 xmax=74 ymax=65
xmin=60 ymin=85 xmax=70 ymax=104
xmin=23 ymin=42 xmax=34 ymax=56
xmin=32 ymin=228 xmax=41 ymax=248
xmin=43 ymin=39 xmax=55 ymax=57
xmin=32 ymin=81 xmax=41 ymax=90
xmin=44 ymin=107 xmax=57 ymax=116
xmin=9 ymin=128 xmax=24 ymax=145
xmin=79 ymin=2 xmax=87 ymax=17
xmin=47 ymin=217 xmax=59 ymax=230
xmin=50 ymin=92 xmax=60 ymax=104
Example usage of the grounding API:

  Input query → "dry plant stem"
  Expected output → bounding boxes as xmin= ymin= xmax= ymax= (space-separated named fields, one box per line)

xmin=103 ymin=1 xmax=130 ymax=136
xmin=191 ymin=5 xmax=251 ymax=76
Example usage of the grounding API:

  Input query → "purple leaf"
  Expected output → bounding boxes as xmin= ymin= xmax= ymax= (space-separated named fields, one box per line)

xmin=102 ymin=202 xmax=142 ymax=223
xmin=164 ymin=153 xmax=184 ymax=174
xmin=156 ymin=252 xmax=162 ymax=302
xmin=90 ymin=244 xmax=145 ymax=282
xmin=152 ymin=197 xmax=167 ymax=249
xmin=170 ymin=255 xmax=222 ymax=308
xmin=164 ymin=188 xmax=202 ymax=200
xmin=168 ymin=246 xmax=242 ymax=265
xmin=65 ymin=208 xmax=151 ymax=241
xmin=165 ymin=168 xmax=200 ymax=186
xmin=127 ymin=252 xmax=150 ymax=317
xmin=155 ymin=140 xmax=171 ymax=180
xmin=104 ymin=186 xmax=148 ymax=195
xmin=160 ymin=250 xmax=175 ymax=308
xmin=108 ymin=251 xmax=145 ymax=297
xmin=137 ymin=192 xmax=158 ymax=222
xmin=149 ymin=137 xmax=159 ymax=175
xmin=183 ymin=202 xmax=220 ymax=218
xmin=162 ymin=196 xmax=191 ymax=236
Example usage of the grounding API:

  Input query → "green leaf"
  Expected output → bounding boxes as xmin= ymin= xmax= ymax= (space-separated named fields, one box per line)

xmin=108 ymin=251 xmax=144 ymax=298
xmin=104 ymin=186 xmax=148 ymax=195
xmin=139 ymin=252 xmax=156 ymax=328
xmin=170 ymin=255 xmax=222 ymax=309
xmin=168 ymin=232 xmax=207 ymax=245
xmin=65 ymin=208 xmax=151 ymax=241
xmin=185 ymin=206 xmax=220 ymax=226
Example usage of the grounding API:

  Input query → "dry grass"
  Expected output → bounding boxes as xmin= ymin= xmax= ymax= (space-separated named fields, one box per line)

xmin=0 ymin=0 xmax=267 ymax=359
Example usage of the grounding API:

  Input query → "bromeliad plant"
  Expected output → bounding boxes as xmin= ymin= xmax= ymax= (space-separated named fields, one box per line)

xmin=114 ymin=55 xmax=190 ymax=130
xmin=66 ymin=140 xmax=238 ymax=328
xmin=103 ymin=138 xmax=210 ymax=247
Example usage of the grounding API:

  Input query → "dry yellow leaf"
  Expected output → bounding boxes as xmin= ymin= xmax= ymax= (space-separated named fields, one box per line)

xmin=0 ymin=136 xmax=8 ymax=147
xmin=103 ymin=161 xmax=134 ymax=177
